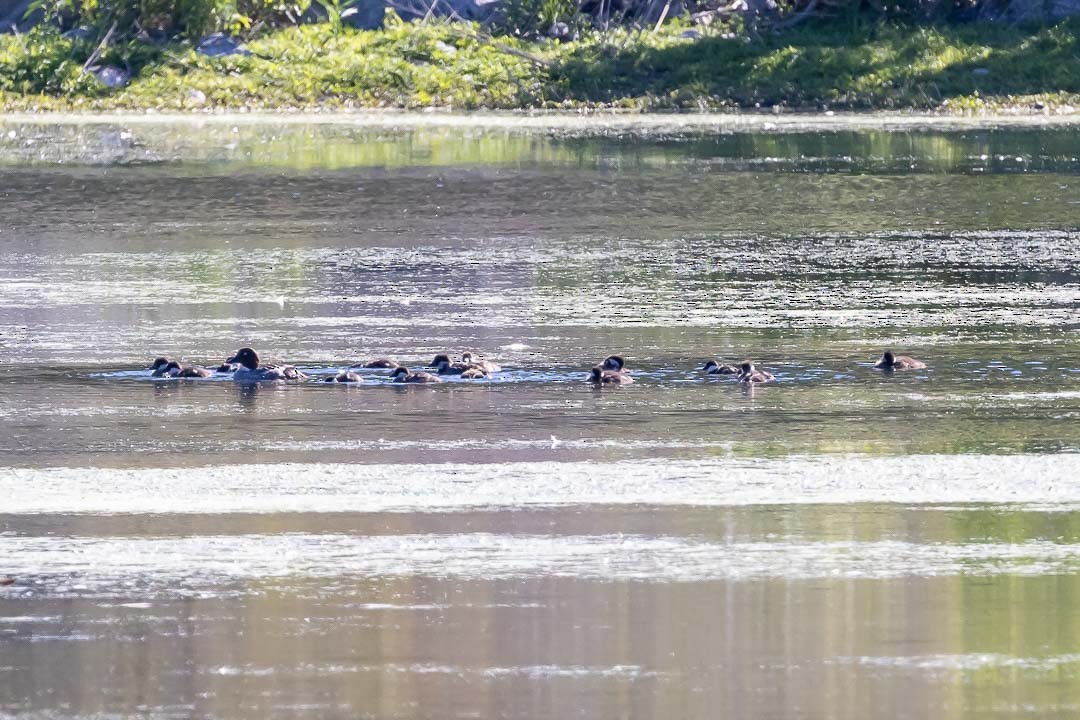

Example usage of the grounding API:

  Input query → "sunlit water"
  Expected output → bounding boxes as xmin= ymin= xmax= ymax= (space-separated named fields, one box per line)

xmin=3 ymin=117 xmax=1080 ymax=719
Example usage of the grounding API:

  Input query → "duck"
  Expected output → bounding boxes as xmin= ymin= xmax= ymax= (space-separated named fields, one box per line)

xmin=589 ymin=365 xmax=634 ymax=385
xmin=351 ymin=358 xmax=399 ymax=369
xmin=600 ymin=355 xmax=627 ymax=372
xmin=703 ymin=360 xmax=740 ymax=375
xmin=225 ymin=347 xmax=307 ymax=383
xmin=874 ymin=350 xmax=927 ymax=371
xmin=461 ymin=352 xmax=501 ymax=373
xmin=324 ymin=370 xmax=363 ymax=383
xmin=738 ymin=361 xmax=775 ymax=383
xmin=390 ymin=367 xmax=443 ymax=384
xmin=433 ymin=354 xmax=487 ymax=376
xmin=163 ymin=361 xmax=214 ymax=378
xmin=216 ymin=361 xmax=238 ymax=373
xmin=460 ymin=367 xmax=488 ymax=380
xmin=149 ymin=357 xmax=172 ymax=375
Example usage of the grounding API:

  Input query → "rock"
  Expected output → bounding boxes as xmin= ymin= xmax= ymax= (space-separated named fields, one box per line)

xmin=61 ymin=26 xmax=94 ymax=41
xmin=547 ymin=21 xmax=571 ymax=39
xmin=196 ymin=33 xmax=252 ymax=57
xmin=92 ymin=65 xmax=130 ymax=89
xmin=341 ymin=0 xmax=386 ymax=29
xmin=186 ymin=88 xmax=207 ymax=107
xmin=680 ymin=29 xmax=702 ymax=39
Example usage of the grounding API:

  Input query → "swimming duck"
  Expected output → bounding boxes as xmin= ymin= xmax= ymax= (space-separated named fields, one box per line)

xmin=433 ymin=355 xmax=487 ymax=376
xmin=703 ymin=360 xmax=740 ymax=375
xmin=351 ymin=358 xmax=399 ymax=369
xmin=163 ymin=361 xmax=213 ymax=378
xmin=600 ymin=355 xmax=627 ymax=371
xmin=225 ymin=347 xmax=307 ymax=383
xmin=874 ymin=351 xmax=927 ymax=371
xmin=461 ymin=352 xmax=501 ymax=373
xmin=460 ymin=367 xmax=488 ymax=379
xmin=325 ymin=370 xmax=363 ymax=383
xmin=738 ymin=361 xmax=775 ymax=383
xmin=390 ymin=367 xmax=443 ymax=384
xmin=589 ymin=365 xmax=634 ymax=385
xmin=216 ymin=362 xmax=238 ymax=373
xmin=149 ymin=357 xmax=174 ymax=377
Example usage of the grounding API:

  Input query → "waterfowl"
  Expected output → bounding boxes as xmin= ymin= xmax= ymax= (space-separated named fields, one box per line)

xmin=738 ymin=361 xmax=775 ymax=384
xmin=391 ymin=367 xmax=443 ymax=384
xmin=225 ymin=347 xmax=307 ymax=383
xmin=460 ymin=367 xmax=488 ymax=380
xmin=589 ymin=365 xmax=634 ymax=385
xmin=433 ymin=355 xmax=486 ymax=376
xmin=875 ymin=350 xmax=927 ymax=371
xmin=149 ymin=357 xmax=171 ymax=375
xmin=601 ymin=355 xmax=627 ymax=371
xmin=172 ymin=362 xmax=213 ymax=378
xmin=351 ymin=358 xmax=399 ymax=369
xmin=216 ymin=362 xmax=238 ymax=373
xmin=324 ymin=370 xmax=363 ymax=383
xmin=461 ymin=352 xmax=501 ymax=373
xmin=703 ymin=360 xmax=740 ymax=375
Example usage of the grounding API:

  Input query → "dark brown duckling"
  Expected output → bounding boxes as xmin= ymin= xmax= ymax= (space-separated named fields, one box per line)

xmin=225 ymin=347 xmax=307 ymax=382
xmin=703 ymin=360 xmax=740 ymax=375
xmin=154 ymin=361 xmax=212 ymax=378
xmin=216 ymin=362 xmax=238 ymax=373
xmin=434 ymin=355 xmax=486 ymax=376
xmin=149 ymin=357 xmax=171 ymax=375
xmin=391 ymin=367 xmax=443 ymax=384
xmin=460 ymin=367 xmax=488 ymax=379
xmin=589 ymin=365 xmax=634 ymax=385
xmin=874 ymin=350 xmax=927 ymax=371
xmin=352 ymin=358 xmax=399 ymax=369
xmin=324 ymin=370 xmax=363 ymax=383
xmin=600 ymin=355 xmax=626 ymax=371
xmin=461 ymin=352 xmax=501 ymax=373
xmin=738 ymin=361 xmax=775 ymax=384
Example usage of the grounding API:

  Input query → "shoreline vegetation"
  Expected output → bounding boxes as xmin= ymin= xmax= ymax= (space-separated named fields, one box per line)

xmin=4 ymin=14 xmax=1080 ymax=114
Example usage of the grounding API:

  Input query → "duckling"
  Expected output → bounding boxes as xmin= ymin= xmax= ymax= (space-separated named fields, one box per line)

xmin=703 ymin=359 xmax=740 ymax=375
xmin=390 ymin=367 xmax=443 ymax=384
xmin=225 ymin=347 xmax=307 ymax=383
xmin=461 ymin=352 xmax=501 ymax=373
xmin=216 ymin=362 xmax=238 ymax=373
xmin=874 ymin=350 xmax=927 ymax=371
xmin=351 ymin=358 xmax=399 ymax=369
xmin=601 ymin=355 xmax=627 ymax=371
xmin=149 ymin=357 xmax=171 ymax=375
xmin=460 ymin=367 xmax=488 ymax=380
xmin=738 ymin=361 xmax=775 ymax=384
xmin=324 ymin=370 xmax=363 ymax=383
xmin=173 ymin=362 xmax=213 ymax=378
xmin=433 ymin=355 xmax=486 ymax=376
xmin=589 ymin=365 xmax=634 ymax=385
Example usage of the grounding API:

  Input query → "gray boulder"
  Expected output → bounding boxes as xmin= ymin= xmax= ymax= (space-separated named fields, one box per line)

xmin=196 ymin=33 xmax=252 ymax=57
xmin=91 ymin=65 xmax=130 ymax=88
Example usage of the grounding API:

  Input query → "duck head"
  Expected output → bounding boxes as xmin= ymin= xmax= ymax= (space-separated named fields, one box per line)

xmin=602 ymin=355 xmax=625 ymax=371
xmin=431 ymin=354 xmax=451 ymax=368
xmin=390 ymin=367 xmax=410 ymax=379
xmin=435 ymin=358 xmax=451 ymax=372
xmin=880 ymin=350 xmax=895 ymax=366
xmin=703 ymin=360 xmax=719 ymax=372
xmin=149 ymin=357 xmax=170 ymax=373
xmin=226 ymin=348 xmax=260 ymax=371
xmin=461 ymin=352 xmax=475 ymax=364
xmin=590 ymin=366 xmax=603 ymax=381
xmin=740 ymin=361 xmax=754 ymax=375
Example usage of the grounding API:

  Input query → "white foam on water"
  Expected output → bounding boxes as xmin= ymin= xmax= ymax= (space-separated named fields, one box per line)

xmin=5 ymin=533 xmax=1080 ymax=592
xmin=3 ymin=454 xmax=1080 ymax=515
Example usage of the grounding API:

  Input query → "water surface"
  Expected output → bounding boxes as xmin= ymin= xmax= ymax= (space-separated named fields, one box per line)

xmin=2 ymin=118 xmax=1080 ymax=719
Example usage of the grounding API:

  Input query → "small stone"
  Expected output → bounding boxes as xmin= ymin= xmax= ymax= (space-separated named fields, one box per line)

xmin=92 ymin=66 xmax=130 ymax=89
xmin=680 ymin=29 xmax=702 ymax=39
xmin=196 ymin=33 xmax=252 ymax=58
xmin=186 ymin=88 xmax=207 ymax=107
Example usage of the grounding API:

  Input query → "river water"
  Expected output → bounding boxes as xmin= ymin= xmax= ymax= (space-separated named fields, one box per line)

xmin=2 ymin=116 xmax=1080 ymax=719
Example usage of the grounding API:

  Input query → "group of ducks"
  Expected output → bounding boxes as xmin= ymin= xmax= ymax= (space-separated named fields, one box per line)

xmin=149 ymin=348 xmax=927 ymax=385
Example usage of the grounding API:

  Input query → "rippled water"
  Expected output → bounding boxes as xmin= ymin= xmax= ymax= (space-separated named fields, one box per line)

xmin=3 ymin=117 xmax=1080 ymax=719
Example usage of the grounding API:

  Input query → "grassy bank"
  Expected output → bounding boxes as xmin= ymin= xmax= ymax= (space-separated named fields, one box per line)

xmin=3 ymin=17 xmax=1080 ymax=112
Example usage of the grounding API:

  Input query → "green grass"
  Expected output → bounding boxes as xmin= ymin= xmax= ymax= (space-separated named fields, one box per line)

xmin=4 ymin=16 xmax=1080 ymax=112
